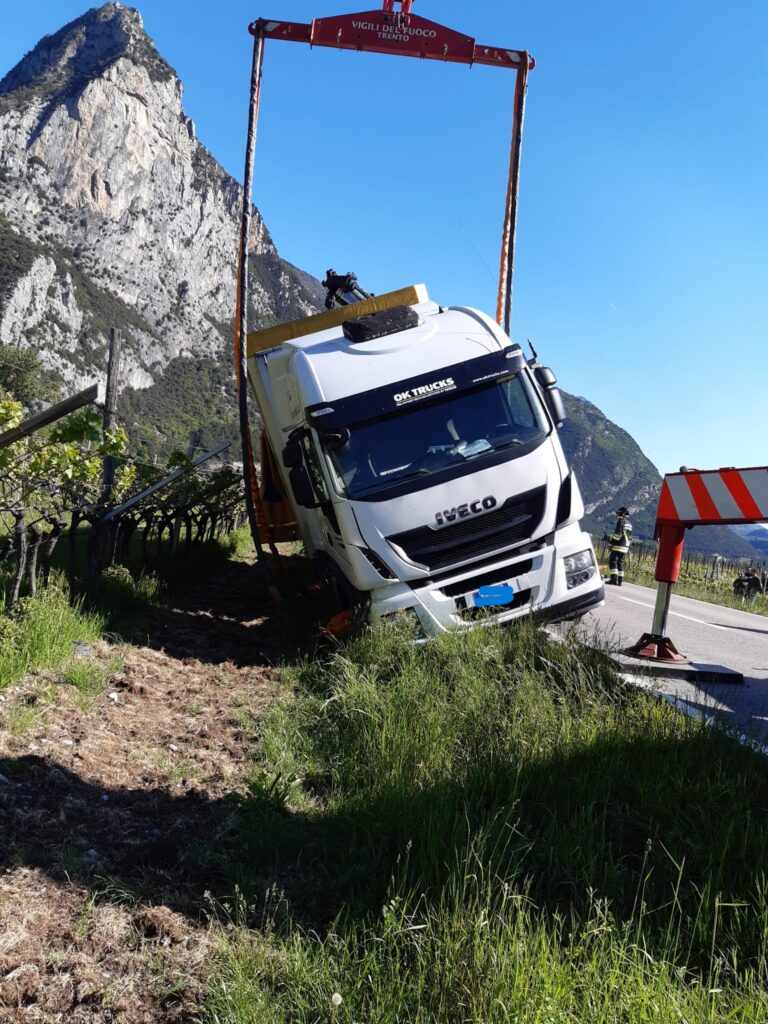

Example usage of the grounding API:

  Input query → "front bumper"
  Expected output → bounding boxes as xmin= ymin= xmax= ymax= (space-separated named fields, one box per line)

xmin=369 ymin=523 xmax=604 ymax=637
xmin=537 ymin=584 xmax=605 ymax=623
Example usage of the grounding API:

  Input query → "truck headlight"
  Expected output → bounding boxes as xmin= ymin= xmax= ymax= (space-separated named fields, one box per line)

xmin=564 ymin=549 xmax=595 ymax=589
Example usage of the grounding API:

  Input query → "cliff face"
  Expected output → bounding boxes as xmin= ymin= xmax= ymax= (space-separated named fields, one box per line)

xmin=0 ymin=2 xmax=322 ymax=392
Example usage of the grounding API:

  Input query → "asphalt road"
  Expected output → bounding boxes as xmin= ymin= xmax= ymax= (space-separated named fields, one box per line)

xmin=577 ymin=581 xmax=768 ymax=742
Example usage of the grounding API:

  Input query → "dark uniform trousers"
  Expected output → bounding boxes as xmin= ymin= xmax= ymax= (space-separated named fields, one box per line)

xmin=608 ymin=522 xmax=631 ymax=585
xmin=608 ymin=548 xmax=626 ymax=583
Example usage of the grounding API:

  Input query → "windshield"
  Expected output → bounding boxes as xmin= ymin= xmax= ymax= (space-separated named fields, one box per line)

xmin=324 ymin=373 xmax=549 ymax=499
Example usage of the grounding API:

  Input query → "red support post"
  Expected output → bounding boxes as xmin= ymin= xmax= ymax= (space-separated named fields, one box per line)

xmin=624 ymin=465 xmax=768 ymax=665
xmin=655 ymin=523 xmax=686 ymax=584
xmin=623 ymin=507 xmax=689 ymax=663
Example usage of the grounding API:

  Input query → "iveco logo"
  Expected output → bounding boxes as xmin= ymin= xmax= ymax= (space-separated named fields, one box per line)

xmin=434 ymin=495 xmax=497 ymax=528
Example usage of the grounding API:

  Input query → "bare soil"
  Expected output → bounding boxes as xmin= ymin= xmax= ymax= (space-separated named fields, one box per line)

xmin=0 ymin=555 xmax=313 ymax=1022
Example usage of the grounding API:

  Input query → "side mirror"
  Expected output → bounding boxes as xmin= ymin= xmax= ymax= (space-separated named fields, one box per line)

xmin=534 ymin=365 xmax=557 ymax=388
xmin=533 ymin=366 xmax=566 ymax=428
xmin=289 ymin=465 xmax=318 ymax=508
xmin=545 ymin=387 xmax=567 ymax=429
xmin=282 ymin=439 xmax=303 ymax=468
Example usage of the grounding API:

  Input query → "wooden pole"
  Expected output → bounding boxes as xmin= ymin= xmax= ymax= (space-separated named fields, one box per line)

xmin=99 ymin=443 xmax=229 ymax=523
xmin=235 ymin=23 xmax=271 ymax=586
xmin=496 ymin=58 xmax=529 ymax=337
xmin=101 ymin=327 xmax=122 ymax=503
xmin=172 ymin=429 xmax=201 ymax=552
xmin=0 ymin=384 xmax=98 ymax=450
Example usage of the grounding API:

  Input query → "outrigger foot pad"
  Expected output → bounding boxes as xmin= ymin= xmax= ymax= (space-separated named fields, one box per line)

xmin=623 ymin=633 xmax=689 ymax=664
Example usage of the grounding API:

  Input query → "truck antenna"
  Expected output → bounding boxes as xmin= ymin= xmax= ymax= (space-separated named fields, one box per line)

xmin=527 ymin=338 xmax=538 ymax=363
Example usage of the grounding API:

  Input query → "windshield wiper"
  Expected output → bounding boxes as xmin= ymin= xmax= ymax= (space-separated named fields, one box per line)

xmin=352 ymin=467 xmax=432 ymax=496
xmin=492 ymin=438 xmax=524 ymax=450
xmin=392 ymin=467 xmax=433 ymax=481
xmin=456 ymin=438 xmax=525 ymax=464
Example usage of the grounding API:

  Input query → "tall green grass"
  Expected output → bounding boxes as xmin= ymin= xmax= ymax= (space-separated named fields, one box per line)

xmin=0 ymin=577 xmax=104 ymax=689
xmin=0 ymin=527 xmax=248 ymax=686
xmin=206 ymin=622 xmax=768 ymax=1022
xmin=210 ymin=890 xmax=768 ymax=1024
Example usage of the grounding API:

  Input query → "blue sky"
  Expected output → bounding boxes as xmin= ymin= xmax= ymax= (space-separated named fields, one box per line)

xmin=3 ymin=1 xmax=767 ymax=476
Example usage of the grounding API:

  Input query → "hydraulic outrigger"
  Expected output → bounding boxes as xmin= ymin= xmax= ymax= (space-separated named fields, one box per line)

xmin=234 ymin=1 xmax=535 ymax=576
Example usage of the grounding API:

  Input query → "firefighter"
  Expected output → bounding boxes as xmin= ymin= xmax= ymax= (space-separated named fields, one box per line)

xmin=607 ymin=506 xmax=632 ymax=586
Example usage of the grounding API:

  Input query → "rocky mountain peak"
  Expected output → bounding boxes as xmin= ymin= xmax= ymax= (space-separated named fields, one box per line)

xmin=0 ymin=4 xmax=321 ymax=395
xmin=0 ymin=4 xmax=174 ymax=102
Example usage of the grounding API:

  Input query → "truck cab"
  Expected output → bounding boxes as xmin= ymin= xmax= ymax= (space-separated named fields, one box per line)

xmin=248 ymin=285 xmax=604 ymax=637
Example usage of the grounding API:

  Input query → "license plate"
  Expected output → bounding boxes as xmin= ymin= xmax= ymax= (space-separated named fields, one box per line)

xmin=472 ymin=582 xmax=516 ymax=608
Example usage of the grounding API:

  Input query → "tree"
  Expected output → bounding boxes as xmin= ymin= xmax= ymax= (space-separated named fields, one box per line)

xmin=0 ymin=344 xmax=58 ymax=407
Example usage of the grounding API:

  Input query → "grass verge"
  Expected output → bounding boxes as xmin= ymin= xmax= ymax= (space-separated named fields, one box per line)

xmin=204 ymin=621 xmax=768 ymax=1022
xmin=0 ymin=531 xmax=241 ymax=691
xmin=0 ymin=578 xmax=104 ymax=690
xmin=60 ymin=651 xmax=125 ymax=710
xmin=623 ymin=559 xmax=768 ymax=616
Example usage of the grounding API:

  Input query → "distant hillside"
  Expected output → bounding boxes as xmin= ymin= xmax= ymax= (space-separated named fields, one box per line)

xmin=559 ymin=392 xmax=659 ymax=539
xmin=731 ymin=525 xmax=768 ymax=559
xmin=559 ymin=392 xmax=759 ymax=559
xmin=118 ymin=354 xmax=240 ymax=460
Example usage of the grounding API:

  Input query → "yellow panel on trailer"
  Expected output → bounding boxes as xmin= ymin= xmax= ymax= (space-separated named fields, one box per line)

xmin=246 ymin=284 xmax=429 ymax=356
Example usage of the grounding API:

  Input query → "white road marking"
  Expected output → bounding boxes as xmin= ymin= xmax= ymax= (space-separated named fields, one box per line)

xmin=611 ymin=592 xmax=731 ymax=631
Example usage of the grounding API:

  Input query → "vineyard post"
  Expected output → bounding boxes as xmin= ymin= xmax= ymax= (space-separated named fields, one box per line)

xmin=9 ymin=510 xmax=27 ymax=609
xmin=87 ymin=327 xmax=122 ymax=575
xmin=101 ymin=328 xmax=122 ymax=503
xmin=26 ymin=524 xmax=42 ymax=597
xmin=171 ymin=429 xmax=200 ymax=554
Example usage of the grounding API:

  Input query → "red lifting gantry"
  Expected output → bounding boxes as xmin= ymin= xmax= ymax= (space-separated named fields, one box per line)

xmin=233 ymin=1 xmax=535 ymax=575
xmin=626 ymin=466 xmax=768 ymax=664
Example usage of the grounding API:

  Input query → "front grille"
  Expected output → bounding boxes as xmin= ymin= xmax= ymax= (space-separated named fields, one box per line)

xmin=439 ymin=558 xmax=533 ymax=598
xmin=388 ymin=486 xmax=546 ymax=572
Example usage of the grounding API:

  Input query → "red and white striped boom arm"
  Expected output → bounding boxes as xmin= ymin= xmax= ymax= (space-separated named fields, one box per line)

xmin=655 ymin=466 xmax=768 ymax=586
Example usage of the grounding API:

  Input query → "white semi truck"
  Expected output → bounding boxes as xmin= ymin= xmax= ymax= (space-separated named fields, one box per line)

xmin=246 ymin=282 xmax=604 ymax=637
